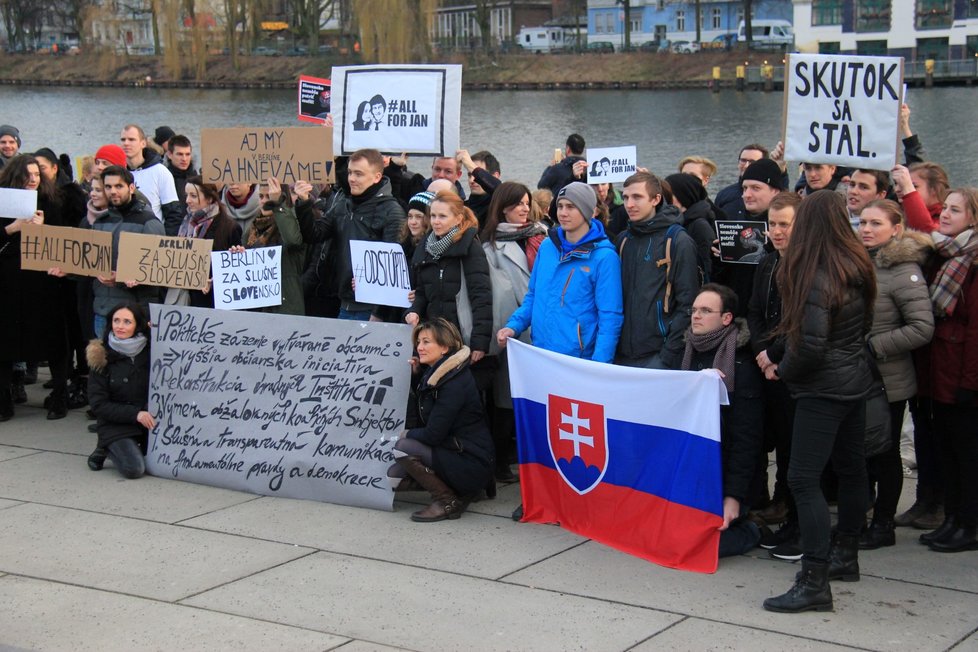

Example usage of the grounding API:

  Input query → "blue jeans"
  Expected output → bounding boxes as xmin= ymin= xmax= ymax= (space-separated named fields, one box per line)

xmin=94 ymin=314 xmax=108 ymax=340
xmin=107 ymin=438 xmax=146 ymax=479
xmin=337 ymin=308 xmax=373 ymax=322
xmin=789 ymin=397 xmax=867 ymax=561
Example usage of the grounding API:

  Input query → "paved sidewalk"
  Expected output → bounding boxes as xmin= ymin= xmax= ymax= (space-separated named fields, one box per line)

xmin=0 ymin=384 xmax=975 ymax=652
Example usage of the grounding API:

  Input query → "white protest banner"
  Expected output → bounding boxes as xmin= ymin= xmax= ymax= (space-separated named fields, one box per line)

xmin=0 ymin=188 xmax=38 ymax=219
xmin=586 ymin=146 xmax=637 ymax=184
xmin=783 ymin=53 xmax=903 ymax=170
xmin=331 ymin=64 xmax=462 ymax=156
xmin=147 ymin=305 xmax=413 ymax=510
xmin=211 ymin=246 xmax=282 ymax=310
xmin=350 ymin=240 xmax=412 ymax=309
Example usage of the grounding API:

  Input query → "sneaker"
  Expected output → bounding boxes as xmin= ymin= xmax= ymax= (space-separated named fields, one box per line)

xmin=769 ymin=541 xmax=804 ymax=561
xmin=760 ymin=521 xmax=799 ymax=550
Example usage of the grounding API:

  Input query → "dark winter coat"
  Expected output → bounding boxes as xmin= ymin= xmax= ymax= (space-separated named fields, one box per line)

xmin=747 ymin=246 xmax=785 ymax=361
xmin=409 ymin=222 xmax=493 ymax=354
xmin=615 ymin=204 xmax=699 ymax=368
xmin=867 ymin=233 xmax=934 ymax=402
xmin=916 ymin=244 xmax=978 ymax=406
xmin=86 ymin=338 xmax=150 ymax=450
xmin=681 ymin=198 xmax=719 ymax=281
xmin=407 ymin=347 xmax=494 ymax=495
xmin=0 ymin=193 xmax=71 ymax=361
xmin=297 ymin=177 xmax=405 ymax=312
xmin=188 ymin=215 xmax=242 ymax=309
xmin=537 ymin=155 xmax=585 ymax=196
xmin=685 ymin=321 xmax=764 ymax=503
xmin=777 ymin=271 xmax=874 ymax=401
xmin=713 ymin=209 xmax=767 ymax=318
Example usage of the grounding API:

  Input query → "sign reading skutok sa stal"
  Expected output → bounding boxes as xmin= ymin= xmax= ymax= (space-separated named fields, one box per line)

xmin=147 ymin=305 xmax=413 ymax=511
xmin=331 ymin=64 xmax=462 ymax=156
xmin=201 ymin=126 xmax=335 ymax=185
xmin=783 ymin=53 xmax=903 ymax=170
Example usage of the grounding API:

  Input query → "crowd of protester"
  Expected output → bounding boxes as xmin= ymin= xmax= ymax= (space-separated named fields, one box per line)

xmin=0 ymin=109 xmax=976 ymax=613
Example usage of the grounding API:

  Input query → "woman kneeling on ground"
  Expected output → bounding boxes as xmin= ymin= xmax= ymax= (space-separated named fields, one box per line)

xmin=388 ymin=318 xmax=494 ymax=522
xmin=86 ymin=302 xmax=154 ymax=478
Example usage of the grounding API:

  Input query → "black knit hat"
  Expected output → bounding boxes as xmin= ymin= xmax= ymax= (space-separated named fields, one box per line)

xmin=664 ymin=173 xmax=707 ymax=209
xmin=741 ymin=159 xmax=784 ymax=190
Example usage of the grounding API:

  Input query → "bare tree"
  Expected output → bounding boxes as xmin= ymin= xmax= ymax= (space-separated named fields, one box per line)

xmin=288 ymin=0 xmax=337 ymax=51
xmin=473 ymin=0 xmax=492 ymax=52
xmin=353 ymin=0 xmax=435 ymax=63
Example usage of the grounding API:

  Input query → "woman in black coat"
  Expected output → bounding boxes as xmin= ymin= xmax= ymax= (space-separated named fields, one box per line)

xmin=0 ymin=155 xmax=72 ymax=420
xmin=86 ymin=302 xmax=154 ymax=479
xmin=388 ymin=319 xmax=494 ymax=522
xmin=177 ymin=177 xmax=242 ymax=308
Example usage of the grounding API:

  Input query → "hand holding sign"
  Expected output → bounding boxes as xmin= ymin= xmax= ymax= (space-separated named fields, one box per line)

xmin=292 ymin=180 xmax=313 ymax=201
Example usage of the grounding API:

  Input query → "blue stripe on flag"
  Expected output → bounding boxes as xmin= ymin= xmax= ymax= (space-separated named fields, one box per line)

xmin=515 ymin=397 xmax=722 ymax=516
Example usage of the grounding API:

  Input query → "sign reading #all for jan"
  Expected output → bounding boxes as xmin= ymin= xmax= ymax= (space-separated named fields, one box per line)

xmin=783 ymin=53 xmax=903 ymax=170
xmin=585 ymin=146 xmax=637 ymax=185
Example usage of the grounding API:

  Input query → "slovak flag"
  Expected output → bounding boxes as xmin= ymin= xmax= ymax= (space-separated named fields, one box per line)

xmin=508 ymin=339 xmax=727 ymax=573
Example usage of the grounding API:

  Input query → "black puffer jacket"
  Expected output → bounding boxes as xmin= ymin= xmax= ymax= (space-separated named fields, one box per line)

xmin=747 ymin=246 xmax=785 ymax=361
xmin=86 ymin=338 xmax=151 ymax=449
xmin=537 ymin=155 xmax=585 ymax=195
xmin=777 ymin=271 xmax=874 ymax=400
xmin=681 ymin=198 xmax=719 ymax=281
xmin=407 ymin=348 xmax=494 ymax=495
xmin=410 ymin=224 xmax=493 ymax=354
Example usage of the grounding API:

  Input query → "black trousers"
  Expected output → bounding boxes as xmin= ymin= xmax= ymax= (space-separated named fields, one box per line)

xmin=932 ymin=401 xmax=978 ymax=525
xmin=866 ymin=399 xmax=907 ymax=521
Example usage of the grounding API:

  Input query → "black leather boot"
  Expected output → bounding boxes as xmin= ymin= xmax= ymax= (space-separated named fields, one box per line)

xmin=396 ymin=455 xmax=465 ymax=522
xmin=919 ymin=515 xmax=957 ymax=545
xmin=11 ymin=369 xmax=27 ymax=404
xmin=928 ymin=524 xmax=977 ymax=552
xmin=87 ymin=448 xmax=107 ymax=471
xmin=859 ymin=518 xmax=895 ymax=550
xmin=0 ymin=387 xmax=13 ymax=422
xmin=764 ymin=558 xmax=833 ymax=613
xmin=827 ymin=533 xmax=860 ymax=581
xmin=45 ymin=386 xmax=68 ymax=420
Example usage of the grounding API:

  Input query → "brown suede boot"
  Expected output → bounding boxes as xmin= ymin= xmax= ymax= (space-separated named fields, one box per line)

xmin=396 ymin=455 xmax=465 ymax=522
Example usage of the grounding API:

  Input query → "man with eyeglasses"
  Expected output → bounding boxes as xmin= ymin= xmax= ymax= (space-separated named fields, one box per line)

xmin=680 ymin=282 xmax=764 ymax=558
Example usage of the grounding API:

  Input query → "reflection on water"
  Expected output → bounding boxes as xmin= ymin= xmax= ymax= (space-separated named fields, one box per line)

xmin=8 ymin=85 xmax=978 ymax=190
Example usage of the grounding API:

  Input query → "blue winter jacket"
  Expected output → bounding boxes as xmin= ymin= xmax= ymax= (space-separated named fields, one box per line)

xmin=505 ymin=220 xmax=623 ymax=362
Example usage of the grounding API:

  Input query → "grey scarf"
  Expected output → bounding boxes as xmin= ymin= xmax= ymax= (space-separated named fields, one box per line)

xmin=108 ymin=333 xmax=147 ymax=359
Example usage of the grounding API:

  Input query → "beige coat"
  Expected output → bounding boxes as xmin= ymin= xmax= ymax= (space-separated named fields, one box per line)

xmin=867 ymin=231 xmax=935 ymax=402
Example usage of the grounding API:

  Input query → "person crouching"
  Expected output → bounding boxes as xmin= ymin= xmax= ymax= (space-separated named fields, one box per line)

xmin=388 ymin=318 xmax=494 ymax=522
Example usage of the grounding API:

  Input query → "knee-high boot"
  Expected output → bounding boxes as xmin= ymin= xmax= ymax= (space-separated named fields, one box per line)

xmin=396 ymin=455 xmax=465 ymax=522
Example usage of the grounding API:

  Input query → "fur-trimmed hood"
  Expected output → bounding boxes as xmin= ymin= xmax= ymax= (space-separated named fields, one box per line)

xmin=86 ymin=338 xmax=108 ymax=372
xmin=874 ymin=230 xmax=933 ymax=269
xmin=733 ymin=317 xmax=752 ymax=349
xmin=424 ymin=346 xmax=471 ymax=387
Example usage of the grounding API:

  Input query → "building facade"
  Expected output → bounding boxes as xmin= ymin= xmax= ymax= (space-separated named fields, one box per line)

xmin=431 ymin=1 xmax=555 ymax=49
xmin=587 ymin=0 xmax=793 ymax=47
xmin=792 ymin=0 xmax=978 ymax=59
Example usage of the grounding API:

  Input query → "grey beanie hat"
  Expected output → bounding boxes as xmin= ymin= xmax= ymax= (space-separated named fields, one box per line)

xmin=0 ymin=124 xmax=21 ymax=147
xmin=557 ymin=182 xmax=597 ymax=222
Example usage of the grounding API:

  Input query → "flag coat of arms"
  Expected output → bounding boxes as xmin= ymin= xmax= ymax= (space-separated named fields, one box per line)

xmin=508 ymin=339 xmax=727 ymax=573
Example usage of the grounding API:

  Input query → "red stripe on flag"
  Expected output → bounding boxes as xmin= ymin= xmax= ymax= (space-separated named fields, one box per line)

xmin=519 ymin=462 xmax=721 ymax=573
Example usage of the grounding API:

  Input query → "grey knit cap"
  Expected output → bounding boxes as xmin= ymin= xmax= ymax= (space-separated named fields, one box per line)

xmin=0 ymin=124 xmax=21 ymax=147
xmin=556 ymin=182 xmax=597 ymax=222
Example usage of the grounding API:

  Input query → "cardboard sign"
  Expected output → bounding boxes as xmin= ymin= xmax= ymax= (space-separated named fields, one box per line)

xmin=298 ymin=75 xmax=331 ymax=124
xmin=586 ymin=146 xmax=638 ymax=184
xmin=19 ymin=223 xmax=113 ymax=277
xmin=201 ymin=127 xmax=335 ymax=185
xmin=211 ymin=246 xmax=283 ymax=310
xmin=715 ymin=220 xmax=768 ymax=265
xmin=783 ymin=53 xmax=903 ymax=170
xmin=350 ymin=240 xmax=412 ymax=308
xmin=116 ymin=232 xmax=213 ymax=290
xmin=331 ymin=64 xmax=462 ymax=156
xmin=0 ymin=188 xmax=38 ymax=219
xmin=147 ymin=305 xmax=413 ymax=511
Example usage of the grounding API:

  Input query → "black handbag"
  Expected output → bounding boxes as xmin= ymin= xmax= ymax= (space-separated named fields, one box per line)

xmin=863 ymin=353 xmax=892 ymax=459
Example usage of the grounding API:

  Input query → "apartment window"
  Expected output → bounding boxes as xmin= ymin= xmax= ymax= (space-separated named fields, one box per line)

xmin=856 ymin=0 xmax=891 ymax=31
xmin=676 ymin=10 xmax=685 ymax=32
xmin=812 ymin=0 xmax=843 ymax=25
xmin=712 ymin=7 xmax=722 ymax=29
xmin=970 ymin=0 xmax=978 ymax=18
xmin=819 ymin=41 xmax=841 ymax=54
xmin=917 ymin=36 xmax=949 ymax=58
xmin=856 ymin=39 xmax=888 ymax=55
xmin=631 ymin=18 xmax=642 ymax=33
xmin=916 ymin=0 xmax=952 ymax=29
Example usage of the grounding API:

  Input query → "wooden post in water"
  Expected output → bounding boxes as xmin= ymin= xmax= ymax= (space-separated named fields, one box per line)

xmin=713 ymin=66 xmax=721 ymax=92
xmin=736 ymin=65 xmax=745 ymax=91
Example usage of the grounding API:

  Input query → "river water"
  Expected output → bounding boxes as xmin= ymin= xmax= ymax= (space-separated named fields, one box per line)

xmin=6 ymin=85 xmax=978 ymax=190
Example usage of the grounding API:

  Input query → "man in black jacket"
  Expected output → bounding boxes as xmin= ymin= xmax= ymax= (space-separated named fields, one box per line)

xmin=537 ymin=133 xmax=586 ymax=196
xmin=296 ymin=148 xmax=405 ymax=321
xmin=164 ymin=134 xmax=197 ymax=216
xmin=682 ymin=283 xmax=764 ymax=557
xmin=458 ymin=148 xmax=501 ymax=228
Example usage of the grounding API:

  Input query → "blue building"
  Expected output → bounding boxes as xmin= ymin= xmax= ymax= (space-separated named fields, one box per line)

xmin=587 ymin=0 xmax=793 ymax=47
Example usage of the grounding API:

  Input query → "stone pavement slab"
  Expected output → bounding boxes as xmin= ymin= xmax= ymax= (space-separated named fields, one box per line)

xmin=182 ymin=550 xmax=682 ymax=651
xmin=335 ymin=642 xmax=417 ymax=652
xmin=0 ymin=408 xmax=92 ymax=456
xmin=0 ymin=503 xmax=315 ymax=602
xmin=0 ymin=575 xmax=348 ymax=652
xmin=0 ymin=451 xmax=260 ymax=522
xmin=631 ymin=618 xmax=861 ymax=651
xmin=504 ymin=541 xmax=976 ymax=652
xmin=0 ymin=445 xmax=39 ymax=463
xmin=0 ymin=499 xmax=21 ymax=512
xmin=180 ymin=494 xmax=584 ymax=579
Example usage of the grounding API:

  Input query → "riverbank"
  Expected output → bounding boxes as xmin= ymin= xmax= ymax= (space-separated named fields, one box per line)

xmin=0 ymin=50 xmax=773 ymax=90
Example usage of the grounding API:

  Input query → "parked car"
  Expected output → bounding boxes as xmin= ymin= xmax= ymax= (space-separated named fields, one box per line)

xmin=284 ymin=46 xmax=308 ymax=57
xmin=251 ymin=46 xmax=280 ymax=57
xmin=586 ymin=41 xmax=615 ymax=54
xmin=317 ymin=44 xmax=334 ymax=55
xmin=638 ymin=40 xmax=662 ymax=52
xmin=671 ymin=40 xmax=700 ymax=54
xmin=710 ymin=33 xmax=738 ymax=50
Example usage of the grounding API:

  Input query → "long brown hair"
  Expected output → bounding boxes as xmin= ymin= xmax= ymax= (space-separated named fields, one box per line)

xmin=186 ymin=175 xmax=237 ymax=245
xmin=481 ymin=181 xmax=531 ymax=243
xmin=774 ymin=190 xmax=876 ymax=347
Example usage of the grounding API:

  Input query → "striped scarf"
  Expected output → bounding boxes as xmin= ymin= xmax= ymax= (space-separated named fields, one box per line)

xmin=424 ymin=226 xmax=460 ymax=260
xmin=930 ymin=229 xmax=978 ymax=317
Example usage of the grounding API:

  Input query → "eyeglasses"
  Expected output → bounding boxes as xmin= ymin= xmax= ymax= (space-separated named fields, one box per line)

xmin=687 ymin=307 xmax=726 ymax=316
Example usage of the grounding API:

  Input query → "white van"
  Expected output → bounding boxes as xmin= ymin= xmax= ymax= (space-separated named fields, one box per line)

xmin=517 ymin=27 xmax=564 ymax=53
xmin=737 ymin=19 xmax=794 ymax=48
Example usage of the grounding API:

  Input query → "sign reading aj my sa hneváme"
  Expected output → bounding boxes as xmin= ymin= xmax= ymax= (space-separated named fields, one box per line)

xmin=783 ymin=53 xmax=903 ymax=170
xmin=147 ymin=305 xmax=413 ymax=510
xmin=331 ymin=64 xmax=462 ymax=156
xmin=201 ymin=127 xmax=335 ymax=185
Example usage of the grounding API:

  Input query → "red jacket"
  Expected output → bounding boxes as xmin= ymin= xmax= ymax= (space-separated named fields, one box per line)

xmin=902 ymin=190 xmax=941 ymax=233
xmin=916 ymin=259 xmax=978 ymax=404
